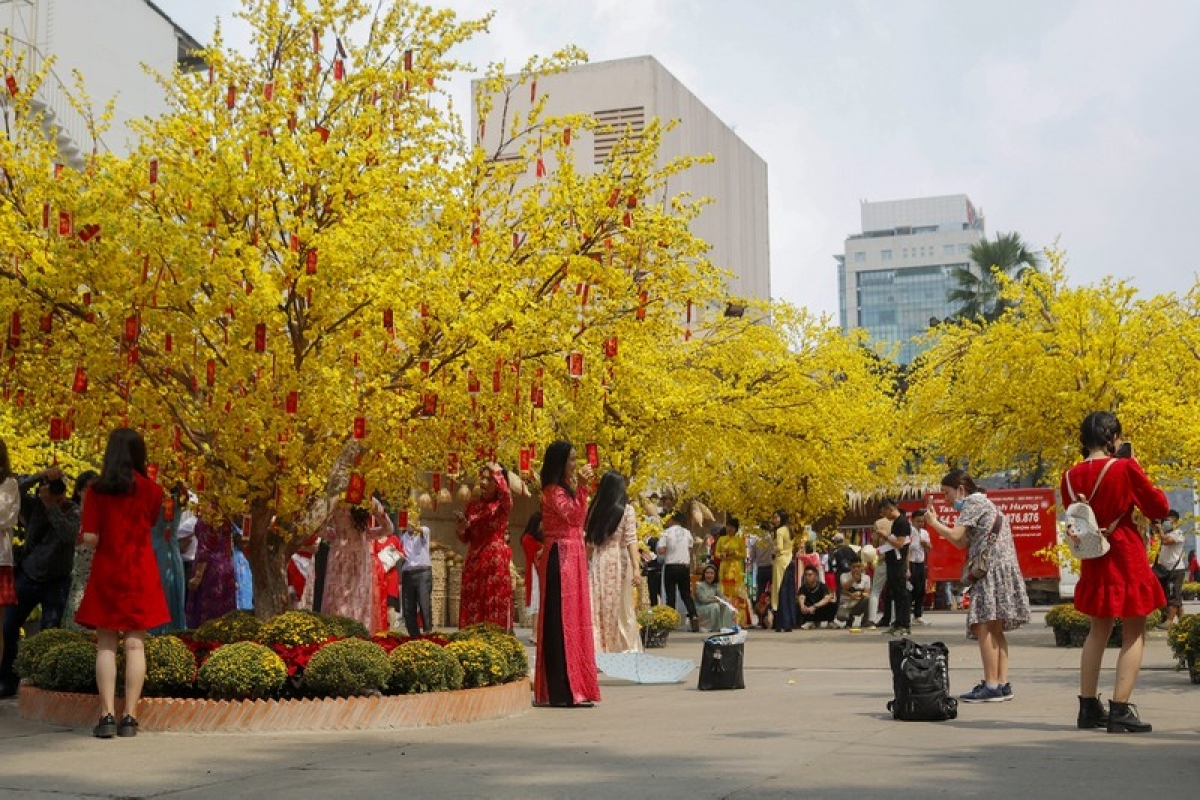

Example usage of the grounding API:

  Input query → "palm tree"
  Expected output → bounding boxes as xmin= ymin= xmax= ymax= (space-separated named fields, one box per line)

xmin=947 ymin=232 xmax=1041 ymax=322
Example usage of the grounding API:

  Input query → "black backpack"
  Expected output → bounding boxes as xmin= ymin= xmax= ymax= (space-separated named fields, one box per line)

xmin=887 ymin=638 xmax=958 ymax=721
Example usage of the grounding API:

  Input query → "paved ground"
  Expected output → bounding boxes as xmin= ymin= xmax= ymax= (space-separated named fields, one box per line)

xmin=1 ymin=608 xmax=1197 ymax=799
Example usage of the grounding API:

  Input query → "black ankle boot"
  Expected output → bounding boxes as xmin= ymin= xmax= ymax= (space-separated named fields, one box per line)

xmin=1107 ymin=700 xmax=1151 ymax=733
xmin=1077 ymin=695 xmax=1108 ymax=729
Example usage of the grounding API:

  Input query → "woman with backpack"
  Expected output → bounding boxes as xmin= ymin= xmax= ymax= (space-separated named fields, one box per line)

xmin=1058 ymin=411 xmax=1168 ymax=733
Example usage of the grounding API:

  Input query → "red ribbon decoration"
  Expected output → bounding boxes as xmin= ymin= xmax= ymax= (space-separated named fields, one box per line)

xmin=254 ymin=323 xmax=266 ymax=352
xmin=206 ymin=359 xmax=216 ymax=386
xmin=285 ymin=390 xmax=298 ymax=414
xmin=305 ymin=249 xmax=318 ymax=274
xmin=346 ymin=473 xmax=365 ymax=504
xmin=604 ymin=336 xmax=618 ymax=358
xmin=72 ymin=366 xmax=88 ymax=393
xmin=353 ymin=416 xmax=366 ymax=439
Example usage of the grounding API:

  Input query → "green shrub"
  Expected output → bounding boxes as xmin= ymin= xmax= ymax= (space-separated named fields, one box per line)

xmin=1182 ymin=581 xmax=1200 ymax=600
xmin=1167 ymin=614 xmax=1200 ymax=666
xmin=1044 ymin=603 xmax=1089 ymax=632
xmin=445 ymin=639 xmax=505 ymax=688
xmin=14 ymin=628 xmax=90 ymax=681
xmin=450 ymin=630 xmax=527 ymax=683
xmin=34 ymin=639 xmax=97 ymax=693
xmin=637 ymin=605 xmax=681 ymax=632
xmin=143 ymin=636 xmax=197 ymax=696
xmin=256 ymin=611 xmax=332 ymax=647
xmin=198 ymin=642 xmax=287 ymax=700
xmin=388 ymin=639 xmax=464 ymax=694
xmin=194 ymin=610 xmax=262 ymax=644
xmin=301 ymin=639 xmax=391 ymax=697
xmin=320 ymin=614 xmax=370 ymax=640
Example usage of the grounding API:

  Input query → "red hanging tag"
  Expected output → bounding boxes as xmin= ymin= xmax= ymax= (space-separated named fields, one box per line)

xmin=382 ymin=308 xmax=394 ymax=329
xmin=627 ymin=195 xmax=638 ymax=209
xmin=263 ymin=81 xmax=274 ymax=101
xmin=5 ymin=74 xmax=18 ymax=96
xmin=72 ymin=366 xmax=88 ymax=393
xmin=149 ymin=158 xmax=159 ymax=185
xmin=421 ymin=392 xmax=438 ymax=417
xmin=285 ymin=390 xmax=298 ymax=414
xmin=254 ymin=323 xmax=266 ymax=352
xmin=622 ymin=211 xmax=632 ymax=228
xmin=305 ymin=249 xmax=318 ymax=274
xmin=530 ymin=77 xmax=537 ymax=102
xmin=312 ymin=28 xmax=321 ymax=54
xmin=607 ymin=187 xmax=620 ymax=208
xmin=164 ymin=333 xmax=173 ymax=352
xmin=353 ymin=416 xmax=366 ymax=439
xmin=206 ymin=359 xmax=216 ymax=386
xmin=49 ymin=417 xmax=64 ymax=441
xmin=404 ymin=49 xmax=413 ymax=71
xmin=420 ymin=360 xmax=430 ymax=377
xmin=127 ymin=346 xmax=139 ymax=366
xmin=125 ymin=315 xmax=140 ymax=342
xmin=567 ymin=351 xmax=584 ymax=378
xmin=636 ymin=291 xmax=648 ymax=321
xmin=58 ymin=211 xmax=72 ymax=236
xmin=346 ymin=473 xmax=365 ymax=505
xmin=41 ymin=203 xmax=50 ymax=229
xmin=333 ymin=59 xmax=345 ymax=81
xmin=467 ymin=370 xmax=480 ymax=394
xmin=585 ymin=442 xmax=599 ymax=468
xmin=316 ymin=125 xmax=330 ymax=143
xmin=491 ymin=368 xmax=502 ymax=393
xmin=531 ymin=386 xmax=544 ymax=408
xmin=54 ymin=163 xmax=64 ymax=180
xmin=290 ymin=232 xmax=300 ymax=252
xmin=535 ymin=157 xmax=546 ymax=178
xmin=39 ymin=313 xmax=53 ymax=333
xmin=447 ymin=452 xmax=460 ymax=475
xmin=226 ymin=84 xmax=237 ymax=109
xmin=604 ymin=336 xmax=618 ymax=358
xmin=519 ymin=448 xmax=531 ymax=472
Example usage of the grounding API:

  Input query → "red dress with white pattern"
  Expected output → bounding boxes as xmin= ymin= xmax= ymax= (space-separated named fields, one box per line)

xmin=535 ymin=483 xmax=600 ymax=706
xmin=458 ymin=471 xmax=514 ymax=630
xmin=1060 ymin=457 xmax=1168 ymax=618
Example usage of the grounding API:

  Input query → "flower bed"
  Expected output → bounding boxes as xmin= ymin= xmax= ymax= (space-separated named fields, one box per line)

xmin=13 ymin=610 xmax=531 ymax=730
xmin=1046 ymin=603 xmax=1163 ymax=648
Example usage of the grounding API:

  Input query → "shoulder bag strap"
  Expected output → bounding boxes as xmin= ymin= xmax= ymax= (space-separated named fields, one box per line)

xmin=1087 ymin=458 xmax=1122 ymax=536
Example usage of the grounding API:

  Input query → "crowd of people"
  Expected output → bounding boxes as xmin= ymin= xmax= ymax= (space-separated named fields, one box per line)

xmin=0 ymin=409 xmax=1192 ymax=733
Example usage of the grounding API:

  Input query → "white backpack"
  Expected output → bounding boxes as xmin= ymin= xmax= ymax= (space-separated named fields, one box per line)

xmin=1062 ymin=459 xmax=1118 ymax=560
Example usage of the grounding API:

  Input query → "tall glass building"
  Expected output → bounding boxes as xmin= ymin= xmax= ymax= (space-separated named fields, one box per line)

xmin=836 ymin=195 xmax=985 ymax=364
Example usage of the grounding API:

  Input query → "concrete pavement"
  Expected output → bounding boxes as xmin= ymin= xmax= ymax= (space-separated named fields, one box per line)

xmin=1 ymin=608 xmax=1197 ymax=799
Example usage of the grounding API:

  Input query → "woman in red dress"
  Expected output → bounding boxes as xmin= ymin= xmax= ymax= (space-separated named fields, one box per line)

xmin=369 ymin=501 xmax=401 ymax=632
xmin=534 ymin=441 xmax=599 ymax=707
xmin=1062 ymin=411 xmax=1168 ymax=734
xmin=76 ymin=428 xmax=169 ymax=739
xmin=455 ymin=463 xmax=514 ymax=630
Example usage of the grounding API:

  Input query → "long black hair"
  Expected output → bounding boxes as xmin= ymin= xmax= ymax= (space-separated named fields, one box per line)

xmin=540 ymin=440 xmax=575 ymax=497
xmin=92 ymin=428 xmax=148 ymax=495
xmin=774 ymin=509 xmax=790 ymax=529
xmin=585 ymin=471 xmax=628 ymax=546
xmin=522 ymin=510 xmax=544 ymax=544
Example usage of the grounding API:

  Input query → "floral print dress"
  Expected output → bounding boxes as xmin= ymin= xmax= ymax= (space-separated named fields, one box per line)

xmin=956 ymin=493 xmax=1030 ymax=637
xmin=589 ymin=504 xmax=643 ymax=653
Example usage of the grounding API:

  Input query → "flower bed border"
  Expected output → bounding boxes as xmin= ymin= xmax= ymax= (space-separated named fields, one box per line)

xmin=18 ymin=679 xmax=530 ymax=733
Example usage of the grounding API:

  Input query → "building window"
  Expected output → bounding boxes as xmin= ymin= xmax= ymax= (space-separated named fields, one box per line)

xmin=902 ymin=248 xmax=909 ymax=258
xmin=854 ymin=251 xmax=866 ymax=263
xmin=958 ymin=243 xmax=970 ymax=253
xmin=943 ymin=244 xmax=955 ymax=256
xmin=881 ymin=249 xmax=893 ymax=261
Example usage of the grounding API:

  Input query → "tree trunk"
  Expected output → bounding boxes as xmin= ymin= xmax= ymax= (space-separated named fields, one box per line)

xmin=247 ymin=500 xmax=291 ymax=619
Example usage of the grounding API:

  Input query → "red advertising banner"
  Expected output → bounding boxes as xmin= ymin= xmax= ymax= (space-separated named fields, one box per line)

xmin=923 ymin=488 xmax=1059 ymax=582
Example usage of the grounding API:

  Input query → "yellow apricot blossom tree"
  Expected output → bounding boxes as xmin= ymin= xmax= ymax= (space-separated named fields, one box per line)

xmin=904 ymin=250 xmax=1184 ymax=487
xmin=1 ymin=0 xmax=730 ymax=614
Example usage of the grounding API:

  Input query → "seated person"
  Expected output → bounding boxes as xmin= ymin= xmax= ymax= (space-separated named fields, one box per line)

xmin=797 ymin=566 xmax=837 ymax=629
xmin=694 ymin=563 xmax=735 ymax=632
xmin=836 ymin=561 xmax=871 ymax=628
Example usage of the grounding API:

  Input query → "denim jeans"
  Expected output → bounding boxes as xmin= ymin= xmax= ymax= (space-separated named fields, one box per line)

xmin=2 ymin=570 xmax=71 ymax=683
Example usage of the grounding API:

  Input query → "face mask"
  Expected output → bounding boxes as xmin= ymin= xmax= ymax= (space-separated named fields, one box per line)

xmin=952 ymin=498 xmax=965 ymax=512
xmin=1162 ymin=522 xmax=1173 ymax=532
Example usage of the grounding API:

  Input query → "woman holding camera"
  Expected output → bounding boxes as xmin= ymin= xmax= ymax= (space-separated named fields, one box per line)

xmin=1060 ymin=411 xmax=1167 ymax=733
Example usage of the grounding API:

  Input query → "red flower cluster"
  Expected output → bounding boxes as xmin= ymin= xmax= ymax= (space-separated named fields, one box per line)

xmin=270 ymin=637 xmax=344 ymax=677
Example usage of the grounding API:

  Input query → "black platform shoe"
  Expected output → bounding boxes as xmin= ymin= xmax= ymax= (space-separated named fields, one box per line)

xmin=1107 ymin=700 xmax=1151 ymax=733
xmin=1077 ymin=695 xmax=1108 ymax=729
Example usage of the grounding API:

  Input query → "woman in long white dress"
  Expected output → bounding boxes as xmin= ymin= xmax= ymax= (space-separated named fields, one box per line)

xmin=587 ymin=471 xmax=643 ymax=653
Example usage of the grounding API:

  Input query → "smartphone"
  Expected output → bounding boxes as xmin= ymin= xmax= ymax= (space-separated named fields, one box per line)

xmin=585 ymin=442 xmax=599 ymax=468
xmin=1116 ymin=441 xmax=1133 ymax=459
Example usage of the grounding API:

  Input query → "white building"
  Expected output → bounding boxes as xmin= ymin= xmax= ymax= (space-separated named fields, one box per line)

xmin=836 ymin=194 xmax=985 ymax=364
xmin=1 ymin=0 xmax=202 ymax=165
xmin=472 ymin=56 xmax=770 ymax=305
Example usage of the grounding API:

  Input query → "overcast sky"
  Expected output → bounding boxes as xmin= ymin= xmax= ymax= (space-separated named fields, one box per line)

xmin=156 ymin=0 xmax=1200 ymax=318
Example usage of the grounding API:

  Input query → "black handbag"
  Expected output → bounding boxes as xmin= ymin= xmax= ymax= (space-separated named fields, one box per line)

xmin=698 ymin=639 xmax=745 ymax=691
